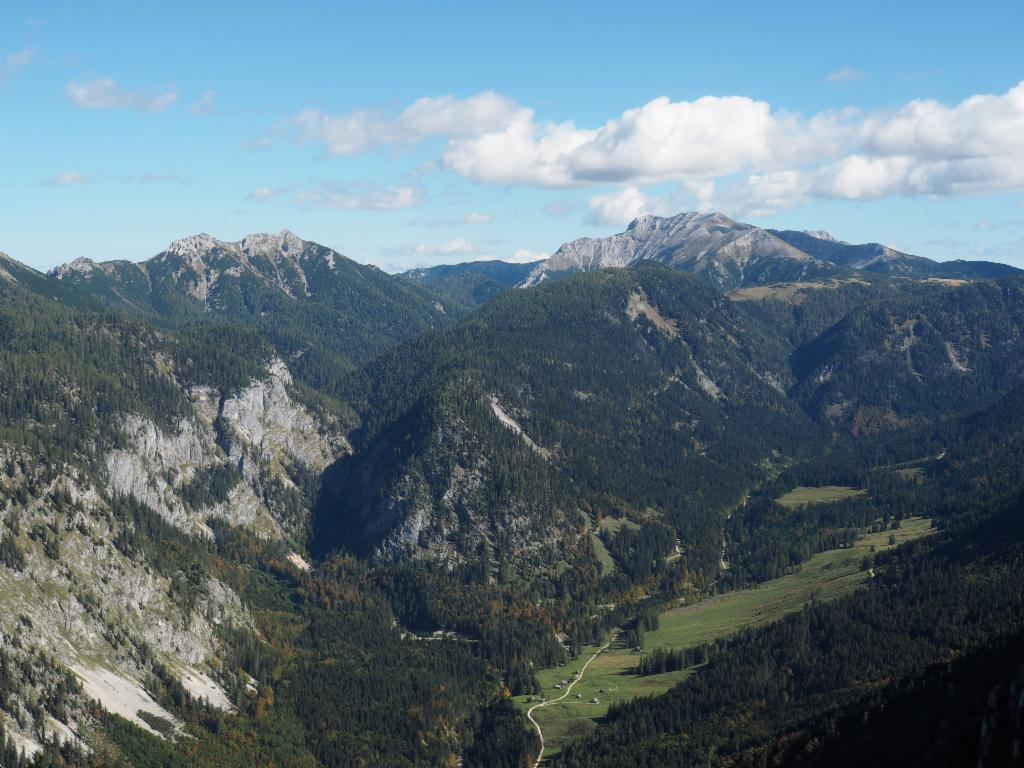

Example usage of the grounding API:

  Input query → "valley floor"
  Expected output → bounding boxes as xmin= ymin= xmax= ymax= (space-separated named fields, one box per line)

xmin=515 ymin=517 xmax=934 ymax=760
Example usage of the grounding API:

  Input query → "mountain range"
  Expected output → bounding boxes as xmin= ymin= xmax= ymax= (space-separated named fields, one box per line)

xmin=0 ymin=212 xmax=1022 ymax=767
xmin=516 ymin=211 xmax=1020 ymax=290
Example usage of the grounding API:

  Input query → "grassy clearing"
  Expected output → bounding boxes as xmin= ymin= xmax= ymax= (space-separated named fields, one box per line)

xmin=590 ymin=533 xmax=615 ymax=574
xmin=776 ymin=485 xmax=866 ymax=508
xmin=598 ymin=516 xmax=640 ymax=534
xmin=516 ymin=517 xmax=933 ymax=760
xmin=727 ymin=278 xmax=867 ymax=304
xmin=589 ymin=516 xmax=640 ymax=575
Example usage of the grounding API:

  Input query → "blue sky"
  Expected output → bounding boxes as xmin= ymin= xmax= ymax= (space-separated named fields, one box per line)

xmin=2 ymin=0 xmax=1023 ymax=271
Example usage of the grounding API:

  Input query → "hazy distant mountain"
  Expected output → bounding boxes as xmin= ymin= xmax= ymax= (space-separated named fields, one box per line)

xmin=769 ymin=229 xmax=1020 ymax=279
xmin=402 ymin=258 xmax=542 ymax=314
xmin=522 ymin=211 xmax=1022 ymax=290
xmin=524 ymin=212 xmax=842 ymax=290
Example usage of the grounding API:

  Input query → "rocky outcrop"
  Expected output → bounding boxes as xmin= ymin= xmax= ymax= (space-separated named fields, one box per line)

xmin=0 ymin=458 xmax=253 ymax=751
xmin=106 ymin=357 xmax=344 ymax=537
xmin=524 ymin=212 xmax=828 ymax=291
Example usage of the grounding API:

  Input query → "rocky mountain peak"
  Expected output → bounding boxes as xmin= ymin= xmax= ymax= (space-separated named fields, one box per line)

xmin=524 ymin=210 xmax=812 ymax=290
xmin=240 ymin=229 xmax=307 ymax=258
xmin=166 ymin=232 xmax=226 ymax=259
xmin=49 ymin=255 xmax=99 ymax=279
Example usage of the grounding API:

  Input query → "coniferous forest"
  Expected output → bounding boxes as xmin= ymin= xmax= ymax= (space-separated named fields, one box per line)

xmin=2 ymin=214 xmax=1024 ymax=768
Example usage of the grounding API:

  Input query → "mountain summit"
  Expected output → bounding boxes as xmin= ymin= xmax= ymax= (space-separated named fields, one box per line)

xmin=524 ymin=211 xmax=1022 ymax=290
xmin=51 ymin=230 xmax=452 ymax=382
xmin=54 ymin=229 xmax=345 ymax=303
xmin=523 ymin=212 xmax=828 ymax=290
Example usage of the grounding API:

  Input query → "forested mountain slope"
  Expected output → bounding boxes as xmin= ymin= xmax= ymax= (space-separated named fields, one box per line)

xmin=402 ymin=259 xmax=541 ymax=315
xmin=789 ymin=277 xmax=1024 ymax=432
xmin=1 ymin=216 xmax=1023 ymax=767
xmin=0 ymin=256 xmax=524 ymax=766
xmin=50 ymin=231 xmax=452 ymax=394
xmin=0 ymin=273 xmax=357 ymax=757
xmin=314 ymin=264 xmax=820 ymax=580
xmin=555 ymin=383 xmax=1024 ymax=767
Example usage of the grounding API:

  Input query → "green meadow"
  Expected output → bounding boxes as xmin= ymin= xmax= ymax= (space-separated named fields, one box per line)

xmin=516 ymin=516 xmax=933 ymax=759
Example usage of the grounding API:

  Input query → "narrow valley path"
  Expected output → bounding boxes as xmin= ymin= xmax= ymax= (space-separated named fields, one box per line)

xmin=526 ymin=641 xmax=611 ymax=767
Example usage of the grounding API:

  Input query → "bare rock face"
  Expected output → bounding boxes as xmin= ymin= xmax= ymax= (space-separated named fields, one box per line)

xmin=0 ymin=355 xmax=343 ymax=753
xmin=523 ymin=211 xmax=827 ymax=290
xmin=106 ymin=357 xmax=345 ymax=537
xmin=348 ymin=396 xmax=582 ymax=578
xmin=0 ymin=458 xmax=253 ymax=752
xmin=219 ymin=358 xmax=340 ymax=474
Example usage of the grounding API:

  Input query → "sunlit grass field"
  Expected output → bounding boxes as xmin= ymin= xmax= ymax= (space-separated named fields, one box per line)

xmin=515 ymin=516 xmax=933 ymax=759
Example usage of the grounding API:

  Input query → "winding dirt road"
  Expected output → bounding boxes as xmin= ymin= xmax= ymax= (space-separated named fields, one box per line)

xmin=526 ymin=642 xmax=610 ymax=767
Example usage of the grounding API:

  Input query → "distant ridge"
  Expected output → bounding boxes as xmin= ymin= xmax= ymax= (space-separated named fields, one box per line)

xmin=521 ymin=211 xmax=1022 ymax=290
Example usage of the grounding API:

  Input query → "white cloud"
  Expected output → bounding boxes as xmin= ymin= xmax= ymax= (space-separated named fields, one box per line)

xmin=280 ymin=91 xmax=845 ymax=188
xmin=46 ymin=171 xmax=91 ymax=186
xmin=287 ymin=91 xmax=520 ymax=156
xmin=290 ymin=107 xmax=385 ymax=155
xmin=295 ymin=182 xmax=425 ymax=210
xmin=585 ymin=183 xmax=715 ymax=226
xmin=276 ymin=80 xmax=1024 ymax=217
xmin=413 ymin=238 xmax=481 ymax=256
xmin=707 ymin=81 xmax=1024 ymax=215
xmin=507 ymin=249 xmax=547 ymax=263
xmin=464 ymin=211 xmax=493 ymax=224
xmin=825 ymin=66 xmax=865 ymax=83
xmin=441 ymin=96 xmax=853 ymax=188
xmin=65 ymin=77 xmax=178 ymax=112
xmin=397 ymin=92 xmax=521 ymax=139
xmin=189 ymin=89 xmax=216 ymax=115
xmin=587 ymin=187 xmax=668 ymax=226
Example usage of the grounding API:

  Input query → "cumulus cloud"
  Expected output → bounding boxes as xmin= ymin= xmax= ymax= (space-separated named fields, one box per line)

xmin=280 ymin=90 xmax=845 ymax=187
xmin=278 ymin=81 xmax=1024 ymax=217
xmin=287 ymin=91 xmax=520 ymax=156
xmin=413 ymin=238 xmax=481 ymax=256
xmin=45 ymin=171 xmax=92 ymax=186
xmin=65 ymin=77 xmax=178 ymax=112
xmin=587 ymin=187 xmax=667 ymax=226
xmin=444 ymin=96 xmax=849 ymax=188
xmin=295 ymin=182 xmax=425 ymax=210
xmin=397 ymin=92 xmax=521 ymax=139
xmin=825 ymin=66 xmax=865 ymax=83
xmin=586 ymin=181 xmax=716 ymax=226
